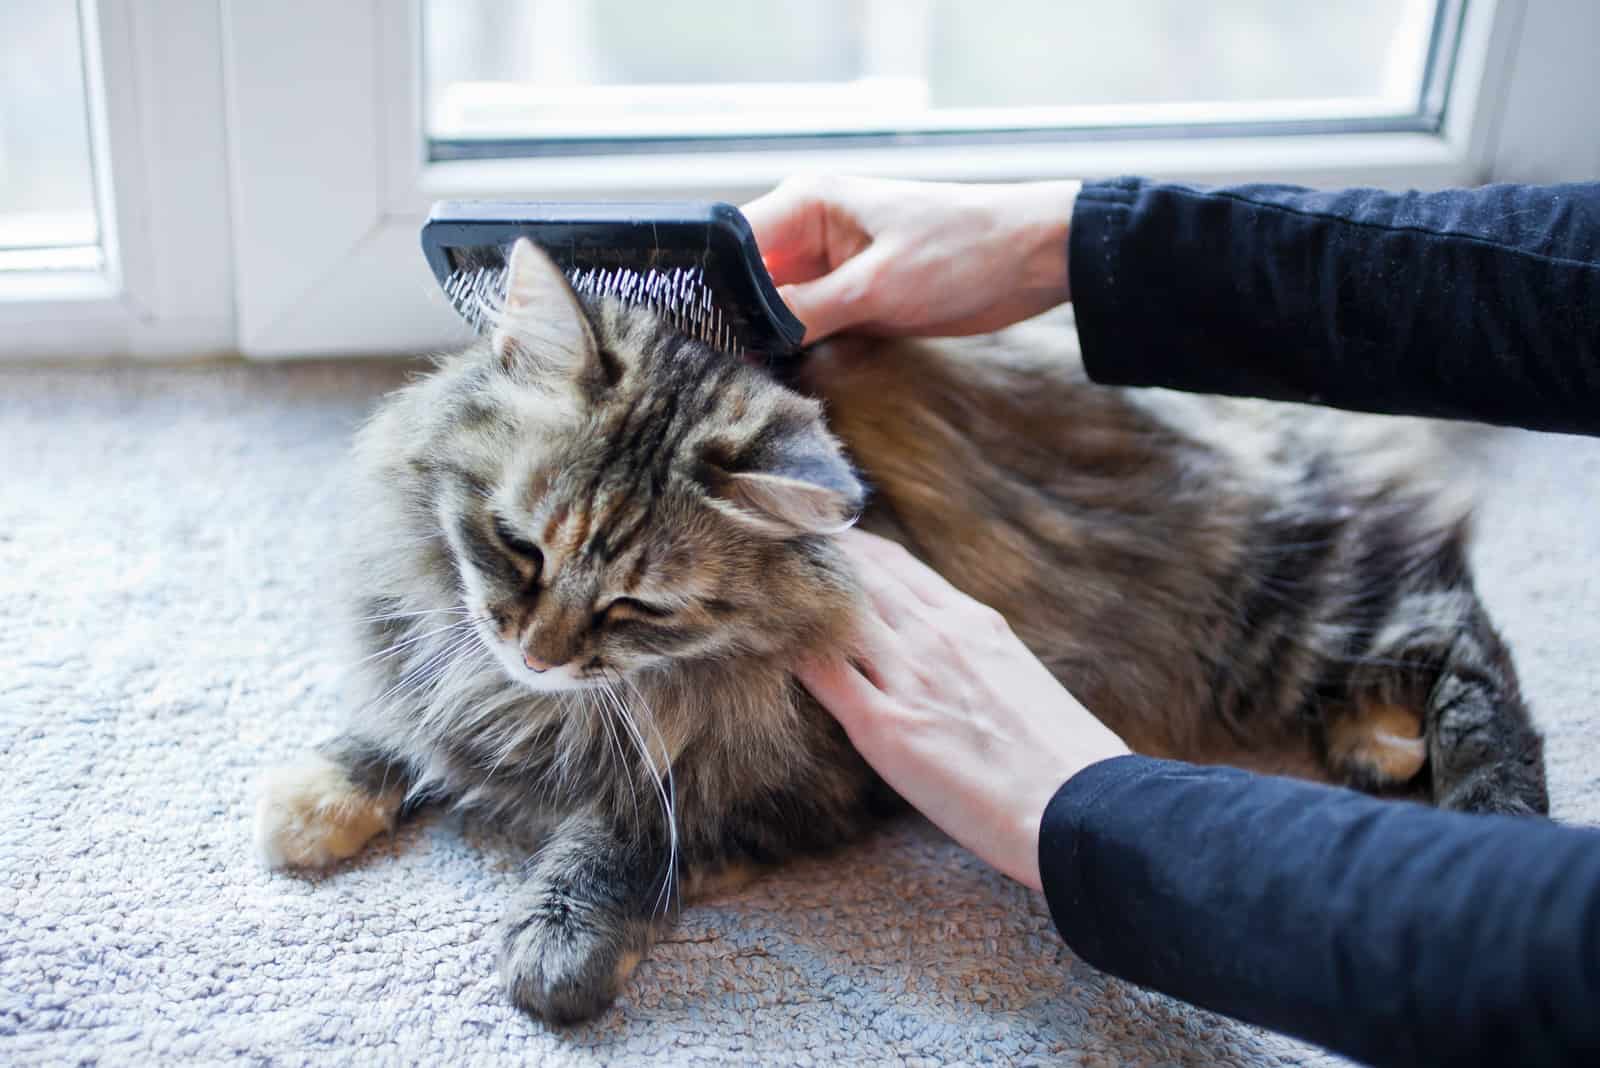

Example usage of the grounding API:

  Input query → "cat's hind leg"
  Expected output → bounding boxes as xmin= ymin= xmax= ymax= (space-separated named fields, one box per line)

xmin=1329 ymin=580 xmax=1548 ymax=816
xmin=1421 ymin=612 xmax=1548 ymax=815
xmin=254 ymin=733 xmax=411 ymax=869
xmin=1326 ymin=699 xmax=1428 ymax=789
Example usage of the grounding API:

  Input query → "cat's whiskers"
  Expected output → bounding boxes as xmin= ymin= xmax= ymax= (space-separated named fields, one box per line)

xmin=596 ymin=675 xmax=670 ymax=915
xmin=609 ymin=669 xmax=679 ymax=918
xmin=393 ymin=651 xmax=479 ymax=735
xmin=353 ymin=616 xmax=481 ymax=670
xmin=601 ymin=685 xmax=671 ymax=910
xmin=352 ymin=605 xmax=471 ymax=625
xmin=539 ymin=694 xmax=583 ymax=794
xmin=388 ymin=530 xmax=449 ymax=549
xmin=415 ymin=638 xmax=497 ymax=724
xmin=589 ymin=690 xmax=642 ymax=829
xmin=475 ymin=692 xmax=529 ymax=789
xmin=375 ymin=626 xmax=487 ymax=725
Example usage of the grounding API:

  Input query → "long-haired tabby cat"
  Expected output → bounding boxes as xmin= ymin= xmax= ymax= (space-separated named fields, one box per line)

xmin=256 ymin=238 xmax=1547 ymax=1023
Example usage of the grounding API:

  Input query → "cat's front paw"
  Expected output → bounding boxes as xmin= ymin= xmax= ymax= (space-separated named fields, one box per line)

xmin=254 ymin=753 xmax=400 ymax=869
xmin=499 ymin=899 xmax=644 ymax=1024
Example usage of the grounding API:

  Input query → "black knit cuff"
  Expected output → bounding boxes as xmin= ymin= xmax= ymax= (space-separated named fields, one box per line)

xmin=1037 ymin=753 xmax=1161 ymax=968
xmin=1069 ymin=177 xmax=1146 ymax=388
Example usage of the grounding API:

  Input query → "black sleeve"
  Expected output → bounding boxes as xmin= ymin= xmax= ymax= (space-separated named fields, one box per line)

xmin=1068 ymin=178 xmax=1600 ymax=435
xmin=1039 ymin=755 xmax=1600 ymax=1068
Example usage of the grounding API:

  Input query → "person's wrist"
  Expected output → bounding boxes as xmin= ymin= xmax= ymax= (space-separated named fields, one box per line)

xmin=1005 ymin=180 xmax=1080 ymax=307
xmin=1013 ymin=802 xmax=1046 ymax=892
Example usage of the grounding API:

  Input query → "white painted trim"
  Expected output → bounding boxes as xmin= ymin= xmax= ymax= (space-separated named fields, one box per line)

xmin=223 ymin=0 xmax=386 ymax=354
xmin=5 ymin=0 xmax=1588 ymax=360
xmin=91 ymin=0 xmax=135 ymax=314
xmin=192 ymin=0 xmax=1600 ymax=358
xmin=0 ymin=0 xmax=236 ymax=361
xmin=1485 ymin=0 xmax=1600 ymax=183
xmin=1442 ymin=0 xmax=1522 ymax=180
xmin=230 ymin=0 xmax=1515 ymax=358
xmin=378 ymin=0 xmax=428 ymax=229
xmin=385 ymin=0 xmax=1511 ymax=212
xmin=411 ymin=131 xmax=1473 ymax=204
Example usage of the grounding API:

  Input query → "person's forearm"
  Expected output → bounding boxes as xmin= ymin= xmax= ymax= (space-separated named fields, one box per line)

xmin=1068 ymin=178 xmax=1600 ymax=435
xmin=1040 ymin=755 xmax=1600 ymax=1067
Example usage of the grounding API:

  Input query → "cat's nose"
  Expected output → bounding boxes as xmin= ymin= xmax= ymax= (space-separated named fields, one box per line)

xmin=522 ymin=652 xmax=553 ymax=673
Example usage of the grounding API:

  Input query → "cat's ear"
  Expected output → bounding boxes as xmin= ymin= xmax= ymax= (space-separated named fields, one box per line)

xmin=702 ymin=414 xmax=865 ymax=536
xmin=491 ymin=237 xmax=599 ymax=379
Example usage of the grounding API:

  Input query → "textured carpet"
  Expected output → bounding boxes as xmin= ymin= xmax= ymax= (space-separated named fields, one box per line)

xmin=3 ymin=360 xmax=1598 ymax=1066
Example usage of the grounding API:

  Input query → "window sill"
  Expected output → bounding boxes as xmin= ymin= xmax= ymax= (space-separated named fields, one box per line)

xmin=402 ymin=129 xmax=1472 ymax=214
xmin=0 ymin=268 xmax=118 ymax=306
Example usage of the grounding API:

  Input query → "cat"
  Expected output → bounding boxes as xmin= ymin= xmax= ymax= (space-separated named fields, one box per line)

xmin=255 ymin=237 xmax=1547 ymax=1024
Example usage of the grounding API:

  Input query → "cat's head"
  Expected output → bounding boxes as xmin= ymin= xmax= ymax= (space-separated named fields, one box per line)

xmin=370 ymin=238 xmax=864 ymax=693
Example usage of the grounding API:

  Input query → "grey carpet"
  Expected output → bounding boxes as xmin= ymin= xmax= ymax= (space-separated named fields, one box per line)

xmin=3 ymin=360 xmax=1597 ymax=1065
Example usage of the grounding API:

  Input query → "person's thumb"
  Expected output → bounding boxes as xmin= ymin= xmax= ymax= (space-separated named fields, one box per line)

xmin=778 ymin=252 xmax=881 ymax=343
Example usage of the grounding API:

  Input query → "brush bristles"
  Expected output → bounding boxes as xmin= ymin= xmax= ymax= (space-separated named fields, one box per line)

xmin=442 ymin=265 xmax=508 ymax=336
xmin=443 ymin=262 xmax=739 ymax=355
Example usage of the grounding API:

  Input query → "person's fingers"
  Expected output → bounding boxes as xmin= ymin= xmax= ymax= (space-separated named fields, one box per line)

xmin=840 ymin=529 xmax=959 ymax=610
xmin=849 ymin=536 xmax=933 ymax=626
xmin=742 ymin=184 xmax=832 ymax=286
xmin=852 ymin=608 xmax=921 ymax=696
xmin=794 ymin=652 xmax=887 ymax=738
xmin=777 ymin=251 xmax=881 ymax=343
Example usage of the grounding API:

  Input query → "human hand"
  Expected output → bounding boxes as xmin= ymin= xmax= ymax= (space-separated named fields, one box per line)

xmin=743 ymin=176 xmax=1080 ymax=342
xmin=797 ymin=530 xmax=1129 ymax=891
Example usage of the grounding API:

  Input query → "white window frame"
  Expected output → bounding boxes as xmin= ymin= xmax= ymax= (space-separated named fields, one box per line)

xmin=0 ymin=0 xmax=234 ymax=360
xmin=2 ymin=0 xmax=1596 ymax=361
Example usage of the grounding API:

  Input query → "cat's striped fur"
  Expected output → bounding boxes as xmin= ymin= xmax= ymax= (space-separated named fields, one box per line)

xmin=255 ymin=240 xmax=1545 ymax=1023
xmin=806 ymin=328 xmax=1545 ymax=812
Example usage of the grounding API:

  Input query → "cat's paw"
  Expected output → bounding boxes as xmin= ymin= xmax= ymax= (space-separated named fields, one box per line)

xmin=499 ymin=900 xmax=643 ymax=1024
xmin=253 ymin=753 xmax=400 ymax=869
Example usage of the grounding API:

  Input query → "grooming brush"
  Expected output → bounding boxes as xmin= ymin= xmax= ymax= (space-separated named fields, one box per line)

xmin=422 ymin=201 xmax=806 ymax=361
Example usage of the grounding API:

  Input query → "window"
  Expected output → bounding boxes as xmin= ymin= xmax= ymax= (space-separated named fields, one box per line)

xmin=3 ymin=0 xmax=1595 ymax=360
xmin=235 ymin=0 xmax=1577 ymax=357
xmin=0 ymin=0 xmax=100 ymax=274
xmin=426 ymin=0 xmax=1448 ymax=158
xmin=0 ymin=1 xmax=233 ymax=360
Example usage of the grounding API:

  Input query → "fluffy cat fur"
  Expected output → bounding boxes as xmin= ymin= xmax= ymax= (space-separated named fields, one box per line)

xmin=256 ymin=238 xmax=1547 ymax=1024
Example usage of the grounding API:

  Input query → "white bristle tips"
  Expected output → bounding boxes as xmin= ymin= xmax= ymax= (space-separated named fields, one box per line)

xmin=443 ymin=261 xmax=741 ymax=356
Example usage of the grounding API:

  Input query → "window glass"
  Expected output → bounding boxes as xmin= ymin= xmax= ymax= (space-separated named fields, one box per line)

xmin=425 ymin=0 xmax=1441 ymax=146
xmin=0 ymin=0 xmax=100 ymax=271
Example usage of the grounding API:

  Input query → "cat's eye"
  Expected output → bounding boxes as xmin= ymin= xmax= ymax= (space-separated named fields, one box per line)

xmin=493 ymin=517 xmax=543 ymax=569
xmin=593 ymin=597 xmax=673 ymax=627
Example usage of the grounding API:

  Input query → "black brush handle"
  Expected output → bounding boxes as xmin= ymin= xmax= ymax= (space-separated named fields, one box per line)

xmin=422 ymin=201 xmax=806 ymax=356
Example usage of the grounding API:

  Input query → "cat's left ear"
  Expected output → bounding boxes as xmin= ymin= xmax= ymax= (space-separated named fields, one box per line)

xmin=491 ymin=237 xmax=601 ymax=380
xmin=702 ymin=412 xmax=865 ymax=536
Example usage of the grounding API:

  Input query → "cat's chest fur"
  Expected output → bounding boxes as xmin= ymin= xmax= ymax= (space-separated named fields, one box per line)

xmin=365 ymin=645 xmax=843 ymax=838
